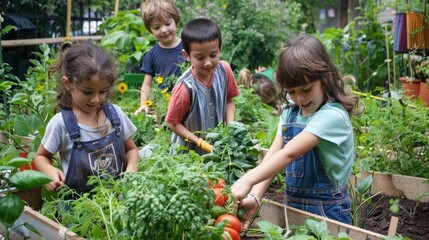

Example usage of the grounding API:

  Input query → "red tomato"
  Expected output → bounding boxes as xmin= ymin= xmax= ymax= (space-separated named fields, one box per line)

xmin=223 ymin=227 xmax=240 ymax=240
xmin=216 ymin=214 xmax=242 ymax=233
xmin=213 ymin=178 xmax=226 ymax=189
xmin=213 ymin=188 xmax=227 ymax=206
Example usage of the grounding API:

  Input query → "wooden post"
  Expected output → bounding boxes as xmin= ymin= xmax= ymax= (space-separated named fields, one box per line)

xmin=66 ymin=0 xmax=72 ymax=41
xmin=387 ymin=216 xmax=399 ymax=237
xmin=114 ymin=0 xmax=120 ymax=16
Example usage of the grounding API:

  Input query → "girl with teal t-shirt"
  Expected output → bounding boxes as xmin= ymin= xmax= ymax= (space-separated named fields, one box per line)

xmin=231 ymin=35 xmax=359 ymax=229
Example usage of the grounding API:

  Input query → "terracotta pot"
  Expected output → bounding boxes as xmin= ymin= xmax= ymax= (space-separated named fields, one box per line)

xmin=419 ymin=81 xmax=429 ymax=106
xmin=400 ymin=77 xmax=421 ymax=99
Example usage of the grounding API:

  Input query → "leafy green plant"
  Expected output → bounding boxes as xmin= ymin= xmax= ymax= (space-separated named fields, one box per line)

xmin=0 ymin=157 xmax=52 ymax=239
xmin=348 ymin=173 xmax=383 ymax=228
xmin=99 ymin=9 xmax=154 ymax=75
xmin=389 ymin=190 xmax=429 ymax=219
xmin=203 ymin=121 xmax=260 ymax=185
xmin=255 ymin=218 xmax=351 ymax=240
xmin=114 ymin=149 xmax=222 ymax=239
xmin=352 ymin=96 xmax=429 ymax=178
xmin=41 ymin=175 xmax=125 ymax=239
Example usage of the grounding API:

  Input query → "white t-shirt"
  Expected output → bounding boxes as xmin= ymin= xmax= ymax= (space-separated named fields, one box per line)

xmin=41 ymin=104 xmax=137 ymax=175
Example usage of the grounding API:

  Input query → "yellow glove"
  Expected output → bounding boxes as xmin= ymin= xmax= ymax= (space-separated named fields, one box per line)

xmin=197 ymin=138 xmax=213 ymax=152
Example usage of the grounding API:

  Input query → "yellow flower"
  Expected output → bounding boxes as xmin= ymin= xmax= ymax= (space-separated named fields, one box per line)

xmin=161 ymin=88 xmax=168 ymax=94
xmin=165 ymin=93 xmax=171 ymax=101
xmin=144 ymin=100 xmax=153 ymax=107
xmin=117 ymin=82 xmax=128 ymax=94
xmin=35 ymin=84 xmax=45 ymax=91
xmin=156 ymin=76 xmax=164 ymax=84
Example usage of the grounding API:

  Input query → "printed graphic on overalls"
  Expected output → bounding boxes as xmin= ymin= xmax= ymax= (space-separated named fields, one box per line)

xmin=88 ymin=143 xmax=119 ymax=175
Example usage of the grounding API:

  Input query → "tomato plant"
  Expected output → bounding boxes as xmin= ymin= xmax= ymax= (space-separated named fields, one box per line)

xmin=216 ymin=214 xmax=242 ymax=233
xmin=223 ymin=226 xmax=240 ymax=240
xmin=213 ymin=188 xmax=227 ymax=206
xmin=213 ymin=178 xmax=226 ymax=189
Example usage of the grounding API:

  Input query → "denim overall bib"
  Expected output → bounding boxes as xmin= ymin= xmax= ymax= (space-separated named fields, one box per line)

xmin=61 ymin=103 xmax=126 ymax=194
xmin=282 ymin=106 xmax=351 ymax=224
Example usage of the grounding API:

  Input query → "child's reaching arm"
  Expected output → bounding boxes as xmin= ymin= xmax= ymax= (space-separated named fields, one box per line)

xmin=34 ymin=145 xmax=65 ymax=191
xmin=134 ymin=74 xmax=153 ymax=115
xmin=124 ymin=137 xmax=139 ymax=172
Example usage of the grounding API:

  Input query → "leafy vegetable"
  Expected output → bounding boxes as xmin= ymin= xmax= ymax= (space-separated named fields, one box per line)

xmin=204 ymin=121 xmax=260 ymax=184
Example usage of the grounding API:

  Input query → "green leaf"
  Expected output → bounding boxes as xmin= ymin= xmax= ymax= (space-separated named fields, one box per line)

xmin=23 ymin=222 xmax=41 ymax=235
xmin=356 ymin=175 xmax=373 ymax=196
xmin=6 ymin=157 xmax=32 ymax=168
xmin=10 ymin=92 xmax=29 ymax=105
xmin=0 ymin=166 xmax=15 ymax=171
xmin=0 ymin=193 xmax=25 ymax=228
xmin=9 ymin=170 xmax=52 ymax=190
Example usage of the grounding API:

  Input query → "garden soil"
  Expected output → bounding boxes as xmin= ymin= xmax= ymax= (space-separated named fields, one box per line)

xmin=242 ymin=183 xmax=429 ymax=240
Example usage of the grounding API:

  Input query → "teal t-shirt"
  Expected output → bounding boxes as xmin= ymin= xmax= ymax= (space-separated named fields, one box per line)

xmin=276 ymin=102 xmax=353 ymax=187
xmin=259 ymin=68 xmax=275 ymax=83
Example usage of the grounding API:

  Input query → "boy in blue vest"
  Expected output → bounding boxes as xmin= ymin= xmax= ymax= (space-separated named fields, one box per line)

xmin=165 ymin=18 xmax=240 ymax=155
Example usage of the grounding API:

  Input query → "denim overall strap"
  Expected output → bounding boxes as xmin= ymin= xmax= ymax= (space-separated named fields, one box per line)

xmin=103 ymin=103 xmax=121 ymax=137
xmin=62 ymin=104 xmax=126 ymax=194
xmin=282 ymin=105 xmax=351 ymax=224
xmin=61 ymin=109 xmax=82 ymax=149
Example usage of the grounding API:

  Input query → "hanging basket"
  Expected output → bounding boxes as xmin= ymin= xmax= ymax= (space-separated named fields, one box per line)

xmin=393 ymin=13 xmax=408 ymax=53
xmin=406 ymin=12 xmax=429 ymax=50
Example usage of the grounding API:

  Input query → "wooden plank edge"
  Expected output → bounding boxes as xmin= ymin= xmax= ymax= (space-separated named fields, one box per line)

xmin=254 ymin=199 xmax=386 ymax=240
xmin=2 ymin=36 xmax=103 ymax=47
xmin=20 ymin=206 xmax=84 ymax=240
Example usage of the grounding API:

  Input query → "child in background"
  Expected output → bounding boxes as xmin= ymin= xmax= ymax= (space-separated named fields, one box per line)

xmin=134 ymin=0 xmax=186 ymax=115
xmin=165 ymin=18 xmax=240 ymax=155
xmin=34 ymin=41 xmax=139 ymax=194
xmin=237 ymin=68 xmax=278 ymax=108
xmin=231 ymin=35 xmax=359 ymax=227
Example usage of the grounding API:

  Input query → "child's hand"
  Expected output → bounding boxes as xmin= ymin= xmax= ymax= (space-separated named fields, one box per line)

xmin=45 ymin=167 xmax=65 ymax=191
xmin=238 ymin=197 xmax=259 ymax=230
xmin=255 ymin=66 xmax=267 ymax=73
xmin=134 ymin=105 xmax=150 ymax=115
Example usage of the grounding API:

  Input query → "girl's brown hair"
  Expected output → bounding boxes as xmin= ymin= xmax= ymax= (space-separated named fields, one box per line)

xmin=277 ymin=35 xmax=358 ymax=115
xmin=49 ymin=41 xmax=117 ymax=110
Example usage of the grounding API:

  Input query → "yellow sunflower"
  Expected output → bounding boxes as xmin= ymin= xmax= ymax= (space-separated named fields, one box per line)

xmin=117 ymin=82 xmax=128 ymax=94
xmin=164 ymin=93 xmax=171 ymax=101
xmin=144 ymin=100 xmax=153 ymax=107
xmin=156 ymin=76 xmax=164 ymax=84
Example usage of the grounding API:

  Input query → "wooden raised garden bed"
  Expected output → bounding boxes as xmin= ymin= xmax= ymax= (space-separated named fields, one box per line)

xmin=350 ymin=171 xmax=429 ymax=202
xmin=252 ymin=200 xmax=387 ymax=239
xmin=0 ymin=206 xmax=82 ymax=240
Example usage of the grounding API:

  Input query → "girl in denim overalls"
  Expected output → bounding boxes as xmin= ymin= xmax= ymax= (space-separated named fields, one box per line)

xmin=231 ymin=35 xmax=359 ymax=228
xmin=34 ymin=41 xmax=139 ymax=195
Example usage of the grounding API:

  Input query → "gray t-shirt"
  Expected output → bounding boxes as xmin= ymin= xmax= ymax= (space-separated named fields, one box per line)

xmin=42 ymin=104 xmax=137 ymax=175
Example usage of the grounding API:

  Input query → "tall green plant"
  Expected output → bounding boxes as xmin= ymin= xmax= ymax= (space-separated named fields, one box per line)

xmin=353 ymin=96 xmax=429 ymax=177
xmin=99 ymin=9 xmax=154 ymax=75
